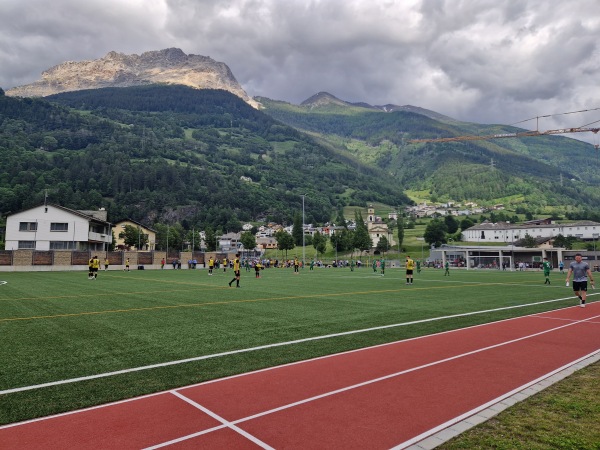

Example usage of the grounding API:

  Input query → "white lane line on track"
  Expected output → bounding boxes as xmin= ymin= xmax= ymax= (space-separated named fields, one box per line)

xmin=392 ymin=349 xmax=600 ymax=450
xmin=3 ymin=295 xmax=596 ymax=396
xmin=145 ymin=314 xmax=600 ymax=449
xmin=1 ymin=302 xmax=597 ymax=432
xmin=142 ymin=391 xmax=275 ymax=450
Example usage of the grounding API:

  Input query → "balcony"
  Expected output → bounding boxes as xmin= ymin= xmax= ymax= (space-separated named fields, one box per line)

xmin=88 ymin=232 xmax=111 ymax=243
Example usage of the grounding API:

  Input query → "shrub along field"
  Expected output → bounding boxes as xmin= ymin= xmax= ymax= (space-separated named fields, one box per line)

xmin=0 ymin=266 xmax=597 ymax=446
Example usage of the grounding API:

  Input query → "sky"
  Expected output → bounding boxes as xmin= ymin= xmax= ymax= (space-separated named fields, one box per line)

xmin=1 ymin=0 xmax=599 ymax=143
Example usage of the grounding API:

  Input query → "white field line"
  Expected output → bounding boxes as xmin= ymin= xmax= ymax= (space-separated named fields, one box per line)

xmin=1 ymin=294 xmax=597 ymax=396
xmin=1 ymin=300 xmax=597 ymax=431
xmin=146 ymin=315 xmax=600 ymax=449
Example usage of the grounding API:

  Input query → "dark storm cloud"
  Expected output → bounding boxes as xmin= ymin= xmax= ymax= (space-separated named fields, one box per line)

xmin=1 ymin=0 xmax=599 ymax=136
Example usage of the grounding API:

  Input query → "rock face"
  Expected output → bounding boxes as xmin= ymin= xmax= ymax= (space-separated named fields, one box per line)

xmin=6 ymin=48 xmax=259 ymax=108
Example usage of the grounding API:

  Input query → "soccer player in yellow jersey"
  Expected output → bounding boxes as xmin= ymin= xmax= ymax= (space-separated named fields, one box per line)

xmin=406 ymin=255 xmax=415 ymax=285
xmin=91 ymin=255 xmax=100 ymax=279
xmin=228 ymin=253 xmax=241 ymax=288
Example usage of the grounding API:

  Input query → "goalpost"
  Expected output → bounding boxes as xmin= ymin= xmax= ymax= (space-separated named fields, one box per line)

xmin=468 ymin=255 xmax=513 ymax=271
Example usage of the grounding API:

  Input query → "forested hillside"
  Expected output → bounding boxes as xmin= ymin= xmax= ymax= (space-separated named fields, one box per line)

xmin=0 ymin=86 xmax=410 ymax=229
xmin=259 ymin=96 xmax=600 ymax=214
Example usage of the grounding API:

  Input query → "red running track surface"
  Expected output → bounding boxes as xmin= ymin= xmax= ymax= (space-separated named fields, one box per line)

xmin=1 ymin=303 xmax=599 ymax=449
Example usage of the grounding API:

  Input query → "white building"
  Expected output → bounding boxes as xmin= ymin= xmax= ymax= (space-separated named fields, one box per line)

xmin=366 ymin=205 xmax=395 ymax=249
xmin=462 ymin=221 xmax=600 ymax=243
xmin=5 ymin=203 xmax=112 ymax=251
xmin=218 ymin=232 xmax=242 ymax=252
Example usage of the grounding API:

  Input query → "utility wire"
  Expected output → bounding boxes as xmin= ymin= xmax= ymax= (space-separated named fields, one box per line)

xmin=510 ymin=107 xmax=600 ymax=126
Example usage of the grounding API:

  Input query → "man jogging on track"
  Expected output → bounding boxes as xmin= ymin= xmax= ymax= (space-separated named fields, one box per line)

xmin=565 ymin=253 xmax=594 ymax=308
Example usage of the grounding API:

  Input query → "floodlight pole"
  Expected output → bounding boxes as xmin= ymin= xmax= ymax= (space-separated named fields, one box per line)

xmin=301 ymin=194 xmax=306 ymax=269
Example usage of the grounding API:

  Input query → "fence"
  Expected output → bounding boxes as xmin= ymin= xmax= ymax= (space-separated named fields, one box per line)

xmin=0 ymin=250 xmax=210 ymax=271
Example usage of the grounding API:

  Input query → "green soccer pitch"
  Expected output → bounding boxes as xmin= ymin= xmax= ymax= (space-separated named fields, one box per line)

xmin=0 ymin=266 xmax=592 ymax=424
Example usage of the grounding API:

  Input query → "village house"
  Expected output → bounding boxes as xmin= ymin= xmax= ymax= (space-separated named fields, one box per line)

xmin=5 ymin=203 xmax=112 ymax=251
xmin=112 ymin=219 xmax=156 ymax=251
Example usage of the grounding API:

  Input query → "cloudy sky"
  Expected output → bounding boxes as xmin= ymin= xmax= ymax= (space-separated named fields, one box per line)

xmin=2 ymin=0 xmax=599 ymax=141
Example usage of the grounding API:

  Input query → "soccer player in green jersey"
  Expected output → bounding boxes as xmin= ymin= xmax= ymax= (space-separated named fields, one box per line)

xmin=542 ymin=257 xmax=551 ymax=284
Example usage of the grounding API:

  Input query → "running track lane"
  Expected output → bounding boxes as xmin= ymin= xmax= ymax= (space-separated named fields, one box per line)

xmin=1 ymin=304 xmax=599 ymax=449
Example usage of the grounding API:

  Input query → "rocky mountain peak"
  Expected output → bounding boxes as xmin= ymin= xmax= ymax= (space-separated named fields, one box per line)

xmin=6 ymin=48 xmax=259 ymax=108
xmin=300 ymin=92 xmax=351 ymax=108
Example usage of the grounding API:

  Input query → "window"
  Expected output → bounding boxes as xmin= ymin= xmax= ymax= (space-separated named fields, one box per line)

xmin=18 ymin=241 xmax=36 ymax=249
xmin=50 ymin=223 xmax=69 ymax=232
xmin=50 ymin=241 xmax=76 ymax=250
xmin=19 ymin=222 xmax=37 ymax=231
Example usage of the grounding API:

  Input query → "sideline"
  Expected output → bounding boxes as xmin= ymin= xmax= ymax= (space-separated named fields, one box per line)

xmin=2 ymin=294 xmax=596 ymax=396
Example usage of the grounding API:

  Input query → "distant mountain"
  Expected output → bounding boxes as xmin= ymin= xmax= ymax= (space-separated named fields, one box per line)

xmin=296 ymin=91 xmax=454 ymax=122
xmin=0 ymin=85 xmax=409 ymax=228
xmin=6 ymin=48 xmax=260 ymax=108
xmin=258 ymin=94 xmax=600 ymax=213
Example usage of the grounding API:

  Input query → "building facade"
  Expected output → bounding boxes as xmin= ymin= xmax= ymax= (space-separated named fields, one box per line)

xmin=112 ymin=219 xmax=156 ymax=251
xmin=462 ymin=221 xmax=600 ymax=243
xmin=367 ymin=206 xmax=395 ymax=249
xmin=5 ymin=204 xmax=112 ymax=251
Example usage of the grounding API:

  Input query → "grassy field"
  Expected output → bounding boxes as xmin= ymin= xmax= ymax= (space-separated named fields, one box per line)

xmin=0 ymin=266 xmax=597 ymax=439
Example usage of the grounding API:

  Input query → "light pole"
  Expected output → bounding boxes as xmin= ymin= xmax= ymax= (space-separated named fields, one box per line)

xmin=301 ymin=194 xmax=306 ymax=268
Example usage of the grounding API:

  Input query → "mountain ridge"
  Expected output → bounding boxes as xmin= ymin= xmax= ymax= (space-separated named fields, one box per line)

xmin=6 ymin=48 xmax=260 ymax=109
xmin=291 ymin=91 xmax=455 ymax=122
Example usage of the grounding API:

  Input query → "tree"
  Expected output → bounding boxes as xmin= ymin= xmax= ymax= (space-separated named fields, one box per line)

xmin=424 ymin=219 xmax=447 ymax=247
xmin=460 ymin=216 xmax=475 ymax=230
xmin=153 ymin=223 xmax=181 ymax=251
xmin=553 ymin=234 xmax=575 ymax=250
xmin=397 ymin=218 xmax=405 ymax=251
xmin=353 ymin=210 xmax=372 ymax=255
xmin=335 ymin=209 xmax=347 ymax=228
xmin=204 ymin=227 xmax=217 ymax=252
xmin=275 ymin=230 xmax=295 ymax=259
xmin=292 ymin=212 xmax=303 ymax=246
xmin=312 ymin=231 xmax=327 ymax=257
xmin=240 ymin=231 xmax=256 ymax=256
xmin=375 ymin=236 xmax=390 ymax=254
xmin=119 ymin=224 xmax=148 ymax=249
xmin=444 ymin=215 xmax=459 ymax=234
xmin=331 ymin=228 xmax=353 ymax=253
xmin=522 ymin=233 xmax=537 ymax=248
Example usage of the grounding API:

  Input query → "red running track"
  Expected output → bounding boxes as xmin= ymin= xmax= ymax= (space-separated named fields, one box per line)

xmin=1 ymin=303 xmax=599 ymax=449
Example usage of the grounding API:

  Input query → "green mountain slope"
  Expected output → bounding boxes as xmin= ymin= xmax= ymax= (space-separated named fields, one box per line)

xmin=258 ymin=94 xmax=600 ymax=213
xmin=0 ymin=86 xmax=409 ymax=227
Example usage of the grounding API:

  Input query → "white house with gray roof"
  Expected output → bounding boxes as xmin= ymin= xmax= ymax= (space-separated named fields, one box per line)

xmin=5 ymin=203 xmax=112 ymax=251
